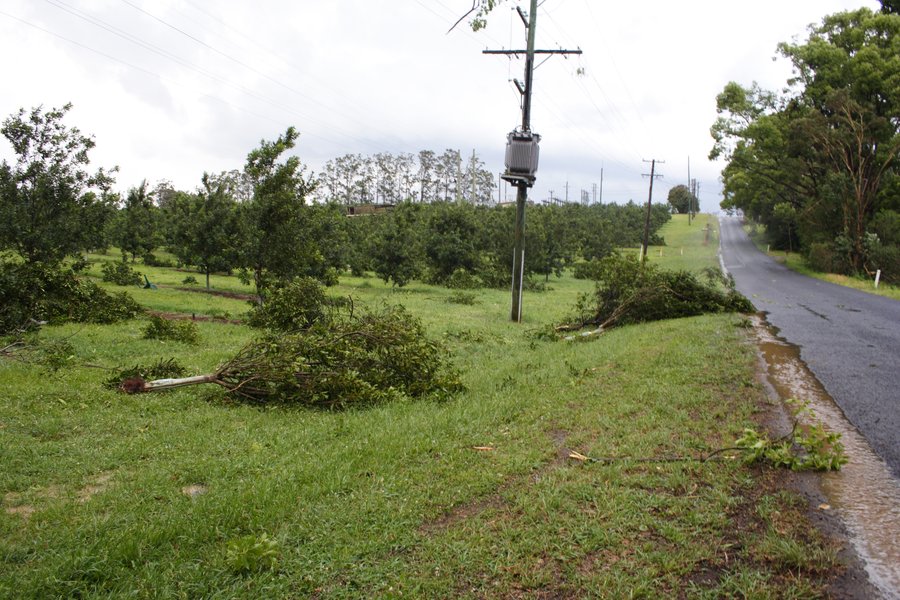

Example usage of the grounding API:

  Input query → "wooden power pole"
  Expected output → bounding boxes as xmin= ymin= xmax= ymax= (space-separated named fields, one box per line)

xmin=483 ymin=2 xmax=581 ymax=322
xmin=641 ymin=159 xmax=664 ymax=262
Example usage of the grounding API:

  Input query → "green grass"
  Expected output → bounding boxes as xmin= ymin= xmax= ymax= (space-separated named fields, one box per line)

xmin=0 ymin=228 xmax=843 ymax=598
xmin=743 ymin=222 xmax=900 ymax=301
xmin=644 ymin=213 xmax=721 ymax=273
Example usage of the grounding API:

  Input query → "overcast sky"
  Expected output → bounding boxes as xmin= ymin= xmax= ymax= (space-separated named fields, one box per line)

xmin=0 ymin=0 xmax=882 ymax=212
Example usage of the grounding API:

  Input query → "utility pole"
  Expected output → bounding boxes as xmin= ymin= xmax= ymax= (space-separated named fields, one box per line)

xmin=599 ymin=167 xmax=604 ymax=204
xmin=592 ymin=182 xmax=597 ymax=204
xmin=641 ymin=159 xmax=664 ymax=262
xmin=687 ymin=156 xmax=692 ymax=226
xmin=483 ymin=2 xmax=581 ymax=322
xmin=471 ymin=149 xmax=477 ymax=204
xmin=565 ymin=180 xmax=569 ymax=203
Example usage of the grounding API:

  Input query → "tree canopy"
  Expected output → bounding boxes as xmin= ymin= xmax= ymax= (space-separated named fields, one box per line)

xmin=0 ymin=104 xmax=115 ymax=264
xmin=711 ymin=8 xmax=900 ymax=278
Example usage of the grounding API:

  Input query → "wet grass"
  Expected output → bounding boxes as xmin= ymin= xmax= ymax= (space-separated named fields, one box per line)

xmin=0 ymin=220 xmax=844 ymax=598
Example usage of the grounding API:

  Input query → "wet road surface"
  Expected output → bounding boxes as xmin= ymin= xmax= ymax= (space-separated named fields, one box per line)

xmin=718 ymin=216 xmax=900 ymax=478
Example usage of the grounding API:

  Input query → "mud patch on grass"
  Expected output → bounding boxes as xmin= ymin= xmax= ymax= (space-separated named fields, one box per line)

xmin=181 ymin=484 xmax=208 ymax=499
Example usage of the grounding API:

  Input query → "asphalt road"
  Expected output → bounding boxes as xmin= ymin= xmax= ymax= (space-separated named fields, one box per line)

xmin=718 ymin=216 xmax=900 ymax=478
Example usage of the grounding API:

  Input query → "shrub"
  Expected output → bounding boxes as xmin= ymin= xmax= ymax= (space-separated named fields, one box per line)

xmin=868 ymin=243 xmax=900 ymax=285
xmin=447 ymin=291 xmax=478 ymax=305
xmin=181 ymin=275 xmax=199 ymax=285
xmin=570 ymin=253 xmax=753 ymax=330
xmin=142 ymin=315 xmax=200 ymax=345
xmin=805 ymin=242 xmax=836 ymax=273
xmin=217 ymin=304 xmax=463 ymax=407
xmin=101 ymin=260 xmax=143 ymax=286
xmin=142 ymin=253 xmax=174 ymax=267
xmin=0 ymin=260 xmax=142 ymax=334
xmin=246 ymin=277 xmax=332 ymax=332
xmin=445 ymin=268 xmax=483 ymax=290
xmin=572 ymin=259 xmax=605 ymax=280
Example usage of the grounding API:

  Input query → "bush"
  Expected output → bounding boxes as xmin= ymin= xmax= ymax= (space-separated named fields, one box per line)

xmin=447 ymin=291 xmax=478 ymax=305
xmin=181 ymin=275 xmax=199 ymax=285
xmin=0 ymin=260 xmax=142 ymax=334
xmin=868 ymin=243 xmax=900 ymax=285
xmin=805 ymin=242 xmax=836 ymax=273
xmin=572 ymin=259 xmax=604 ymax=280
xmin=142 ymin=315 xmax=200 ymax=345
xmin=101 ymin=260 xmax=142 ymax=286
xmin=571 ymin=253 xmax=753 ymax=329
xmin=445 ymin=268 xmax=483 ymax=290
xmin=213 ymin=304 xmax=464 ymax=408
xmin=246 ymin=277 xmax=333 ymax=332
xmin=142 ymin=253 xmax=175 ymax=267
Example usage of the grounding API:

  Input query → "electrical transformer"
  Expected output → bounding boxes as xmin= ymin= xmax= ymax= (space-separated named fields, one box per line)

xmin=502 ymin=130 xmax=541 ymax=187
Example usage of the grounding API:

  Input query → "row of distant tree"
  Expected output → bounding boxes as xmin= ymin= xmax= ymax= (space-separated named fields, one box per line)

xmin=0 ymin=104 xmax=669 ymax=295
xmin=711 ymin=4 xmax=900 ymax=282
xmin=315 ymin=149 xmax=497 ymax=205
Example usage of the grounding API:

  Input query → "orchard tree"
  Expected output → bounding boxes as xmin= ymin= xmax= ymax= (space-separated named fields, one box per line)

xmin=113 ymin=180 xmax=159 ymax=261
xmin=0 ymin=104 xmax=115 ymax=264
xmin=237 ymin=127 xmax=318 ymax=297
xmin=371 ymin=203 xmax=424 ymax=287
xmin=170 ymin=174 xmax=239 ymax=289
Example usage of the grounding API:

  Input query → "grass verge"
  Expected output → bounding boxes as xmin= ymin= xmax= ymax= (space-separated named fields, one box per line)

xmin=0 ymin=221 xmax=846 ymax=598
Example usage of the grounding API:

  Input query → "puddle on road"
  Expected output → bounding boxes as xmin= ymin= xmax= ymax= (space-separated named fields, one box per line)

xmin=752 ymin=315 xmax=900 ymax=598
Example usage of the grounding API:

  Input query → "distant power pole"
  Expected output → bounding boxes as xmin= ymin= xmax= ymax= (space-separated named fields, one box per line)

xmin=599 ymin=167 xmax=604 ymax=204
xmin=592 ymin=182 xmax=597 ymax=204
xmin=565 ymin=180 xmax=569 ymax=203
xmin=687 ymin=156 xmax=692 ymax=226
xmin=641 ymin=159 xmax=664 ymax=262
xmin=471 ymin=149 xmax=477 ymax=204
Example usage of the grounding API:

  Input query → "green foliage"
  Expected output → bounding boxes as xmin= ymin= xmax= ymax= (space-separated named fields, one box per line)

xmin=112 ymin=181 xmax=160 ymax=262
xmin=370 ymin=203 xmax=423 ymax=287
xmin=446 ymin=290 xmax=478 ymax=305
xmin=142 ymin=315 xmax=200 ymax=345
xmin=225 ymin=533 xmax=280 ymax=575
xmin=236 ymin=127 xmax=320 ymax=296
xmin=0 ymin=334 xmax=76 ymax=371
xmin=572 ymin=259 xmax=604 ymax=280
xmin=181 ymin=275 xmax=199 ymax=285
xmin=100 ymin=259 xmax=142 ymax=286
xmin=217 ymin=304 xmax=463 ymax=408
xmin=104 ymin=357 xmax=187 ymax=389
xmin=245 ymin=276 xmax=331 ymax=332
xmin=713 ymin=8 xmax=900 ymax=273
xmin=667 ymin=184 xmax=698 ymax=214
xmin=0 ymin=104 xmax=116 ymax=264
xmin=0 ymin=260 xmax=141 ymax=334
xmin=445 ymin=268 xmax=483 ymax=289
xmin=736 ymin=422 xmax=847 ymax=472
xmin=572 ymin=253 xmax=753 ymax=329
xmin=168 ymin=175 xmax=239 ymax=289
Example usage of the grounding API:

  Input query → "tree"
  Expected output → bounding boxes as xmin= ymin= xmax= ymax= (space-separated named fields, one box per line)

xmin=371 ymin=203 xmax=424 ymax=287
xmin=170 ymin=174 xmax=239 ymax=289
xmin=113 ymin=180 xmax=159 ymax=261
xmin=236 ymin=127 xmax=318 ymax=297
xmin=712 ymin=9 xmax=900 ymax=270
xmin=667 ymin=185 xmax=695 ymax=214
xmin=0 ymin=104 xmax=115 ymax=264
